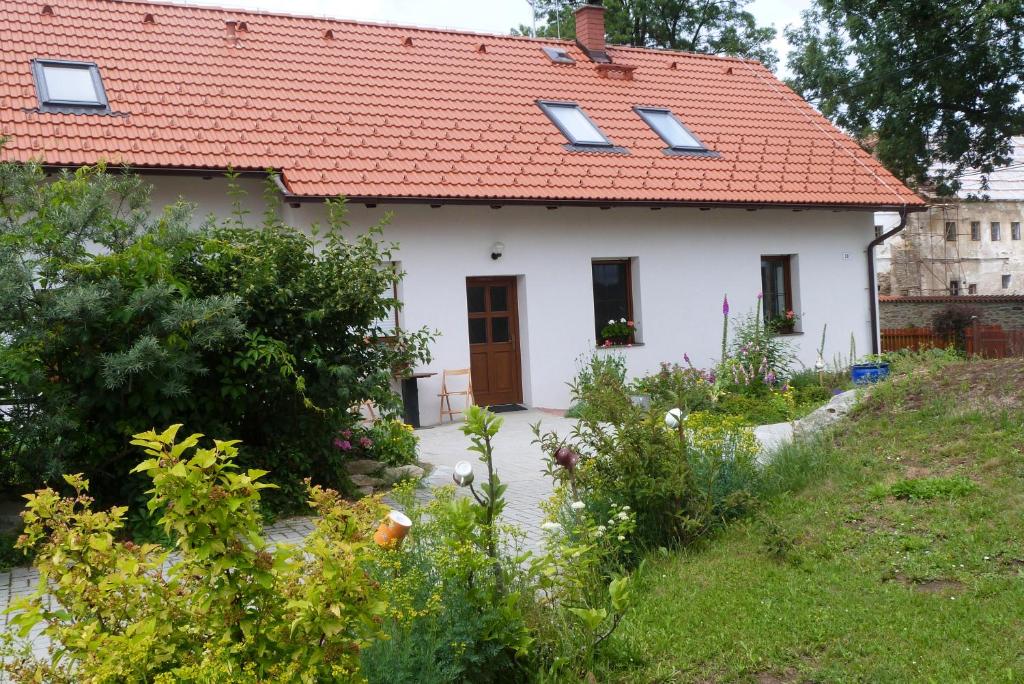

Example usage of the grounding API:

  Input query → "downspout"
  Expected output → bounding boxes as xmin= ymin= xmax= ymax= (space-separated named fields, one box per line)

xmin=867 ymin=205 xmax=908 ymax=355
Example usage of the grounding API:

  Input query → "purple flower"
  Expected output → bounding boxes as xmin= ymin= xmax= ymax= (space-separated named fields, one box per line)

xmin=722 ymin=295 xmax=730 ymax=316
xmin=765 ymin=371 xmax=777 ymax=385
xmin=359 ymin=436 xmax=373 ymax=449
xmin=757 ymin=291 xmax=763 ymax=300
xmin=683 ymin=353 xmax=691 ymax=365
xmin=335 ymin=439 xmax=352 ymax=451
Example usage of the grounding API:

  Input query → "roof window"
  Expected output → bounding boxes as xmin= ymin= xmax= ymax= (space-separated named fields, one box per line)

xmin=538 ymin=101 xmax=612 ymax=147
xmin=541 ymin=46 xmax=575 ymax=64
xmin=635 ymin=107 xmax=705 ymax=152
xmin=32 ymin=59 xmax=109 ymax=113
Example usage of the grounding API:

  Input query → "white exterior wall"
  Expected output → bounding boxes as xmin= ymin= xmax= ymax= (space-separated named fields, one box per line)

xmin=152 ymin=176 xmax=876 ymax=425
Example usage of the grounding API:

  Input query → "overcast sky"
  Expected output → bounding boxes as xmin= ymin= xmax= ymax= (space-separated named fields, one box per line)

xmin=174 ymin=0 xmax=812 ymax=75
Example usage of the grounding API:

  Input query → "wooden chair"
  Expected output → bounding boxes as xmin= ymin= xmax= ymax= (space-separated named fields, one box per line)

xmin=438 ymin=368 xmax=474 ymax=423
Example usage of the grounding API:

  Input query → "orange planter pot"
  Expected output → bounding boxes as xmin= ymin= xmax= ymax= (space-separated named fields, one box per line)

xmin=373 ymin=510 xmax=412 ymax=548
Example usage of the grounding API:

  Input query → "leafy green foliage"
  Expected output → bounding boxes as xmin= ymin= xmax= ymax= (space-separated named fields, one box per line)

xmin=536 ymin=403 xmax=761 ymax=551
xmin=785 ymin=0 xmax=1024 ymax=191
xmin=1 ymin=425 xmax=390 ymax=683
xmin=361 ymin=484 xmax=534 ymax=683
xmin=519 ymin=0 xmax=778 ymax=69
xmin=595 ymin=356 xmax=1024 ymax=682
xmin=0 ymin=152 xmax=432 ymax=515
xmin=870 ymin=476 xmax=977 ymax=501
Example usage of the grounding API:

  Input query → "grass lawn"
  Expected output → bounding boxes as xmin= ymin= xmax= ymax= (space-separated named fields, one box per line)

xmin=601 ymin=356 xmax=1024 ymax=683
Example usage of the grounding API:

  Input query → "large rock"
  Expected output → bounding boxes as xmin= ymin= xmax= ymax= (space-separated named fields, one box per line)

xmin=794 ymin=389 xmax=859 ymax=436
xmin=349 ymin=473 xmax=386 ymax=488
xmin=381 ymin=464 xmax=425 ymax=485
xmin=344 ymin=459 xmax=386 ymax=476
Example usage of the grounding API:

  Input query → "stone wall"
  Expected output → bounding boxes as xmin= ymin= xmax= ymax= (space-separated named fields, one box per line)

xmin=880 ymin=295 xmax=1024 ymax=329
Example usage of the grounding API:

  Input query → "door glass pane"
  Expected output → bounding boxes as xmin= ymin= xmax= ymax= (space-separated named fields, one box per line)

xmin=468 ymin=318 xmax=487 ymax=344
xmin=467 ymin=286 xmax=485 ymax=313
xmin=490 ymin=286 xmax=508 ymax=312
xmin=492 ymin=317 xmax=510 ymax=343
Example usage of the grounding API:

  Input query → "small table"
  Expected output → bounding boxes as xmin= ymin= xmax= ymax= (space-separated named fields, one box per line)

xmin=399 ymin=371 xmax=436 ymax=428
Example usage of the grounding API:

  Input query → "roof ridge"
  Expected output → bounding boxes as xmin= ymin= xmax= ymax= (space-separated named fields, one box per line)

xmin=77 ymin=0 xmax=577 ymax=45
xmin=609 ymin=44 xmax=758 ymax=65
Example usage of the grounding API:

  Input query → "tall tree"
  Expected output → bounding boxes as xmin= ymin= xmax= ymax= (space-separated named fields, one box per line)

xmin=516 ymin=0 xmax=778 ymax=70
xmin=786 ymin=0 xmax=1024 ymax=193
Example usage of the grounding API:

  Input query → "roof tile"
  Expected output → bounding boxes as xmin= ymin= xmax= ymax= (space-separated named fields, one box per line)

xmin=0 ymin=0 xmax=923 ymax=208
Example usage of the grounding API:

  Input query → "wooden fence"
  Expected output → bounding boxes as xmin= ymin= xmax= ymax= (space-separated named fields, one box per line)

xmin=881 ymin=325 xmax=1024 ymax=358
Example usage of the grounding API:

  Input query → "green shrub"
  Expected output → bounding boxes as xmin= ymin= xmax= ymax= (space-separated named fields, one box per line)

xmin=715 ymin=391 xmax=791 ymax=425
xmin=1 ymin=425 xmax=390 ymax=683
xmin=718 ymin=305 xmax=797 ymax=394
xmin=631 ymin=362 xmax=717 ymax=416
xmin=362 ymin=407 xmax=535 ymax=682
xmin=535 ymin=408 xmax=761 ymax=551
xmin=567 ymin=351 xmax=633 ymax=423
xmin=332 ymin=418 xmax=419 ymax=468
xmin=870 ymin=476 xmax=978 ymax=501
xmin=0 ymin=153 xmax=433 ymax=517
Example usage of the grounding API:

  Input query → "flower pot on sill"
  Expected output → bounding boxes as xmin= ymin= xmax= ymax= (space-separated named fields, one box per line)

xmin=602 ymin=337 xmax=632 ymax=347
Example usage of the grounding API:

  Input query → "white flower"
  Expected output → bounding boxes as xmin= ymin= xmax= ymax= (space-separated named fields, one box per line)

xmin=664 ymin=407 xmax=683 ymax=428
xmin=594 ymin=528 xmax=604 ymax=537
xmin=597 ymin=525 xmax=607 ymax=533
xmin=621 ymin=505 xmax=630 ymax=511
xmin=618 ymin=535 xmax=625 ymax=541
xmin=541 ymin=522 xmax=562 ymax=532
xmin=570 ymin=501 xmax=585 ymax=511
xmin=608 ymin=319 xmax=615 ymax=325
xmin=617 ymin=511 xmax=629 ymax=520
xmin=620 ymin=317 xmax=627 ymax=323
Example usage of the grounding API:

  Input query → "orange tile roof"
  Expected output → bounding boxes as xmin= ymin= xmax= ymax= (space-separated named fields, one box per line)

xmin=0 ymin=0 xmax=925 ymax=208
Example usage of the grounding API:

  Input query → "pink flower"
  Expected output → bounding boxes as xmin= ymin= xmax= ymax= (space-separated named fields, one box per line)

xmin=757 ymin=291 xmax=763 ymax=300
xmin=722 ymin=295 xmax=730 ymax=316
xmin=359 ymin=436 xmax=373 ymax=449
xmin=334 ymin=439 xmax=352 ymax=451
xmin=603 ymin=339 xmax=612 ymax=347
xmin=786 ymin=310 xmax=795 ymax=319
xmin=627 ymin=320 xmax=635 ymax=327
xmin=341 ymin=429 xmax=353 ymax=439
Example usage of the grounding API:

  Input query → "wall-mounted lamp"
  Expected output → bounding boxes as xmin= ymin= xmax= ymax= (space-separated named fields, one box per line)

xmin=490 ymin=242 xmax=505 ymax=260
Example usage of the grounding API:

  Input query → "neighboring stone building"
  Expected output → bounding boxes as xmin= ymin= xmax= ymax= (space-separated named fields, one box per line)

xmin=876 ymin=137 xmax=1024 ymax=296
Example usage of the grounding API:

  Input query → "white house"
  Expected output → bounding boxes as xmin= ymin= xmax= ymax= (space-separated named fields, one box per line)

xmin=1 ymin=0 xmax=924 ymax=424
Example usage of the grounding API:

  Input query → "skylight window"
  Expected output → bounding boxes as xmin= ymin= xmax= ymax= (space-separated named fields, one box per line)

xmin=32 ymin=59 xmax=109 ymax=113
xmin=541 ymin=46 xmax=575 ymax=64
xmin=635 ymin=107 xmax=705 ymax=151
xmin=538 ymin=101 xmax=612 ymax=147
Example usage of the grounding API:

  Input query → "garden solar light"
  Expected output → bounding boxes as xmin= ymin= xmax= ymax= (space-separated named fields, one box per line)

xmin=373 ymin=510 xmax=412 ymax=549
xmin=453 ymin=460 xmax=475 ymax=486
xmin=665 ymin=407 xmax=684 ymax=429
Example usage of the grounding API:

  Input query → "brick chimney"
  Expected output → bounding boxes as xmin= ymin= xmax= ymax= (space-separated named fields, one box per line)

xmin=575 ymin=1 xmax=610 ymax=63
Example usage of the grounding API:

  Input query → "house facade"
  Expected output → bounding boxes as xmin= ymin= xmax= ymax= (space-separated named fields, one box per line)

xmin=1 ymin=0 xmax=923 ymax=424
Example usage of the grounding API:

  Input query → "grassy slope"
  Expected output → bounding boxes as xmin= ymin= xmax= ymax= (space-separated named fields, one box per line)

xmin=603 ymin=357 xmax=1024 ymax=683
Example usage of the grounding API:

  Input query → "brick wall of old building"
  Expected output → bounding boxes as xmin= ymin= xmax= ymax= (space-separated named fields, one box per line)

xmin=880 ymin=295 xmax=1024 ymax=329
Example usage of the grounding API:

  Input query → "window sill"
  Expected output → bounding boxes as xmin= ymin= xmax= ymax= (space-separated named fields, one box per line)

xmin=774 ymin=331 xmax=803 ymax=337
xmin=596 ymin=342 xmax=646 ymax=349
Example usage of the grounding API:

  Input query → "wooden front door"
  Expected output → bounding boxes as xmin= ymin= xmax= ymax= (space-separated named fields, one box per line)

xmin=467 ymin=277 xmax=523 ymax=406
